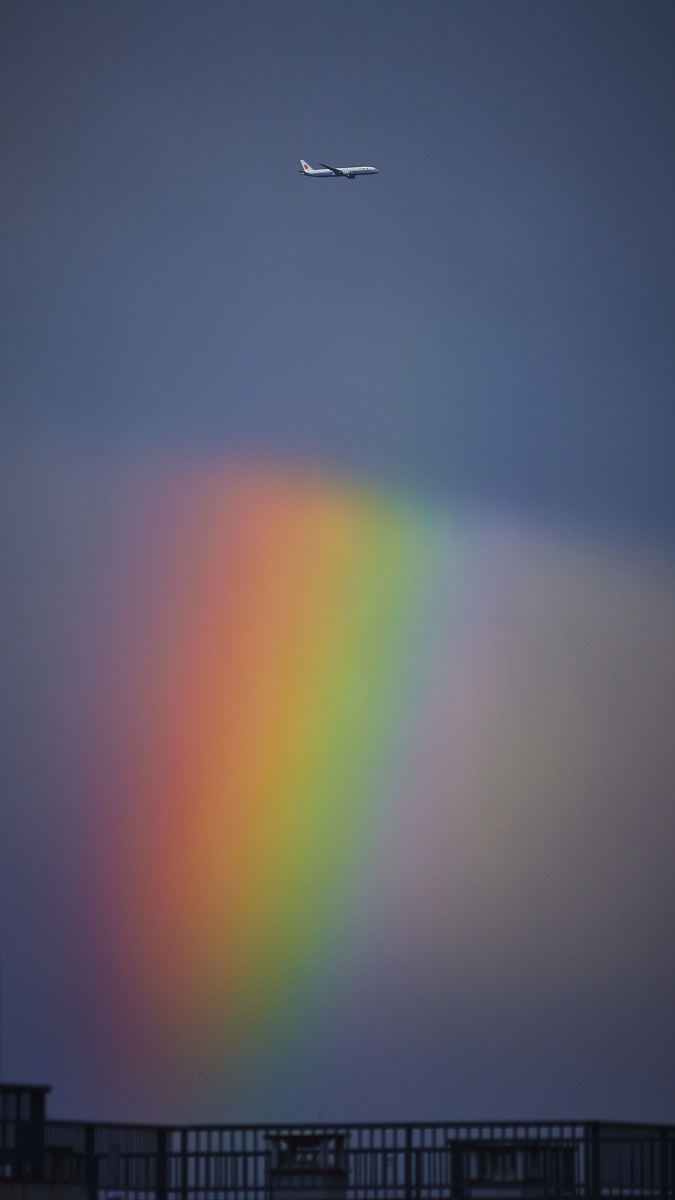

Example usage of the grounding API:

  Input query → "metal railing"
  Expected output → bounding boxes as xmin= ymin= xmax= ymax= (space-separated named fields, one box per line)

xmin=2 ymin=1085 xmax=672 ymax=1200
xmin=32 ymin=1119 xmax=674 ymax=1200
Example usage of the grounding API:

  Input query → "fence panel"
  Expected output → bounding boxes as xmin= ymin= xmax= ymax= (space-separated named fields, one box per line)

xmin=35 ymin=1119 xmax=672 ymax=1200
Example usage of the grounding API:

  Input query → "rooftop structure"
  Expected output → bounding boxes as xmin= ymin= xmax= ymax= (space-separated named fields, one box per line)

xmin=1 ymin=1085 xmax=673 ymax=1200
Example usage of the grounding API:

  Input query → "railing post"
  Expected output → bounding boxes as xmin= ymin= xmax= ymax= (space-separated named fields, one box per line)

xmin=660 ymin=1127 xmax=670 ymax=1199
xmin=28 ymin=1088 xmax=45 ymax=1179
xmin=84 ymin=1124 xmax=98 ymax=1200
xmin=449 ymin=1140 xmax=464 ymax=1199
xmin=156 ymin=1127 xmax=167 ymax=1200
xmin=586 ymin=1123 xmax=600 ymax=1199
xmin=181 ymin=1128 xmax=189 ymax=1200
xmin=404 ymin=1127 xmax=413 ymax=1198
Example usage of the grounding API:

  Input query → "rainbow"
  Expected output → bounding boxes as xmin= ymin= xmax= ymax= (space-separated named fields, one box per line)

xmin=11 ymin=448 xmax=673 ymax=1120
xmin=81 ymin=460 xmax=462 ymax=1097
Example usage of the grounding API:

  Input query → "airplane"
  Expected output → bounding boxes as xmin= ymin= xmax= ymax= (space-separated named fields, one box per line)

xmin=299 ymin=159 xmax=379 ymax=179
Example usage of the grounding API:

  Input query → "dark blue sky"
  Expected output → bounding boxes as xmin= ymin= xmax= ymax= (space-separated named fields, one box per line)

xmin=5 ymin=0 xmax=674 ymax=538
xmin=2 ymin=1 xmax=675 ymax=1125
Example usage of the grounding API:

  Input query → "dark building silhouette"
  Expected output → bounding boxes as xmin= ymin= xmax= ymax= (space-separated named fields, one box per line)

xmin=0 ymin=1084 xmax=85 ymax=1200
xmin=1 ymin=1084 xmax=673 ymax=1200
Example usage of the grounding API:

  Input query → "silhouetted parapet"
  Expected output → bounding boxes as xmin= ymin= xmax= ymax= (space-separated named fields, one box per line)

xmin=265 ymin=1133 xmax=348 ymax=1200
xmin=4 ymin=1084 xmax=675 ymax=1200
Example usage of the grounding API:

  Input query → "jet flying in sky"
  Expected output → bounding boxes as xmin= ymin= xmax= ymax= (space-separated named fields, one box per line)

xmin=299 ymin=159 xmax=378 ymax=179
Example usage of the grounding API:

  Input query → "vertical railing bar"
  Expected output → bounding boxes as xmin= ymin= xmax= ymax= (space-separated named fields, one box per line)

xmin=660 ymin=1127 xmax=669 ymax=1200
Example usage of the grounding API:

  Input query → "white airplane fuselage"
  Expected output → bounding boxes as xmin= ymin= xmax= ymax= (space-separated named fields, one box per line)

xmin=299 ymin=159 xmax=378 ymax=179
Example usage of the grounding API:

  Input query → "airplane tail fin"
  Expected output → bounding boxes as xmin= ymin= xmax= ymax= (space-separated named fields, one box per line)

xmin=299 ymin=159 xmax=313 ymax=174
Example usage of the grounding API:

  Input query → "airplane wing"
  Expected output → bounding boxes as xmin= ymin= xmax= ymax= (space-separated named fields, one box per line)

xmin=319 ymin=162 xmax=345 ymax=176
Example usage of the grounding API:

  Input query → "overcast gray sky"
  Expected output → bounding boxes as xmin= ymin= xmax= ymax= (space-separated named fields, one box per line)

xmin=2 ymin=1 xmax=674 ymax=1125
